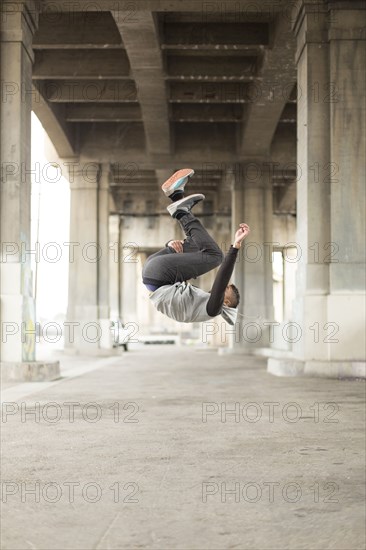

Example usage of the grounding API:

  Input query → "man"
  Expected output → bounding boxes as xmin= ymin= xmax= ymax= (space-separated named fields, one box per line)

xmin=142 ymin=169 xmax=250 ymax=325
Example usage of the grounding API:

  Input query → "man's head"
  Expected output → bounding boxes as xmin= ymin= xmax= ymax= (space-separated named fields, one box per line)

xmin=223 ymin=283 xmax=240 ymax=309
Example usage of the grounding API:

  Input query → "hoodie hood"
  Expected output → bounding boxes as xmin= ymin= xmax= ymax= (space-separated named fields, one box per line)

xmin=221 ymin=305 xmax=238 ymax=326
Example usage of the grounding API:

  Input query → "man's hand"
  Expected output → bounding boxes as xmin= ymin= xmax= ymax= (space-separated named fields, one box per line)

xmin=233 ymin=223 xmax=250 ymax=248
xmin=167 ymin=240 xmax=184 ymax=253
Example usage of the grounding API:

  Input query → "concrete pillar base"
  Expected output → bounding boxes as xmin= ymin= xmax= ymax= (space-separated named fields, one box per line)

xmin=268 ymin=358 xmax=366 ymax=379
xmin=1 ymin=361 xmax=60 ymax=382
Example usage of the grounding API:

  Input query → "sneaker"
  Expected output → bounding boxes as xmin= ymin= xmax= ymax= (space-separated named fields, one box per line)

xmin=167 ymin=194 xmax=205 ymax=217
xmin=161 ymin=168 xmax=194 ymax=197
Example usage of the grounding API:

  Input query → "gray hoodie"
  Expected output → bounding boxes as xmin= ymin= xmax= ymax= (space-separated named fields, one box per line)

xmin=149 ymin=282 xmax=238 ymax=325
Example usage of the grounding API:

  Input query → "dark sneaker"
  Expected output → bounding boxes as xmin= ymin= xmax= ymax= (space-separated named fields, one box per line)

xmin=161 ymin=168 xmax=194 ymax=197
xmin=167 ymin=194 xmax=205 ymax=217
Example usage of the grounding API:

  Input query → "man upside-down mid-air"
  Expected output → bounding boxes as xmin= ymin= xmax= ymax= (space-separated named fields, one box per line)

xmin=142 ymin=169 xmax=250 ymax=326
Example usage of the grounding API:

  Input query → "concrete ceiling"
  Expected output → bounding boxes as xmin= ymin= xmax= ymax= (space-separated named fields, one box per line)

xmin=32 ymin=3 xmax=297 ymax=215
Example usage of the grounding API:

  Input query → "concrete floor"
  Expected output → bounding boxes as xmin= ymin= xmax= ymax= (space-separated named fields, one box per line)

xmin=1 ymin=346 xmax=365 ymax=550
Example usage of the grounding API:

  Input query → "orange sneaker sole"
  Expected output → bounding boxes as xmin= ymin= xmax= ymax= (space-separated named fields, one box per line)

xmin=161 ymin=168 xmax=194 ymax=195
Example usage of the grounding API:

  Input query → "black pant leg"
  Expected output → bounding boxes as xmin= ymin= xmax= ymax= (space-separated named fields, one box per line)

xmin=178 ymin=213 xmax=223 ymax=257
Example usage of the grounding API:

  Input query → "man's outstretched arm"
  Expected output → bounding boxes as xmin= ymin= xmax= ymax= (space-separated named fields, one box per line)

xmin=206 ymin=223 xmax=250 ymax=317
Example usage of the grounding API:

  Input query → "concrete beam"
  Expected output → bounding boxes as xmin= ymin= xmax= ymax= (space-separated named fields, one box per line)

xmin=38 ymin=79 xmax=261 ymax=104
xmin=33 ymin=50 xmax=130 ymax=79
xmin=172 ymin=104 xmax=243 ymax=122
xmin=118 ymin=184 xmax=157 ymax=191
xmin=33 ymin=50 xmax=258 ymax=82
xmin=112 ymin=177 xmax=157 ymax=185
xmin=33 ymin=12 xmax=123 ymax=49
xmin=174 ymin=122 xmax=237 ymax=154
xmin=32 ymin=84 xmax=76 ymax=157
xmin=167 ymin=75 xmax=257 ymax=83
xmin=79 ymin=124 xmax=227 ymax=163
xmin=112 ymin=11 xmax=170 ymax=155
xmin=41 ymin=1 xmax=288 ymax=12
xmin=166 ymin=55 xmax=257 ymax=78
xmin=66 ymin=103 xmax=244 ymax=122
xmin=161 ymin=12 xmax=273 ymax=23
xmin=163 ymin=22 xmax=270 ymax=46
xmin=78 ymin=122 xmax=297 ymax=165
xmin=38 ymin=80 xmax=138 ymax=102
xmin=169 ymin=81 xmax=255 ymax=103
xmin=162 ymin=44 xmax=267 ymax=53
xmin=112 ymin=166 xmax=156 ymax=177
xmin=66 ymin=104 xmax=141 ymax=122
xmin=240 ymin=15 xmax=297 ymax=156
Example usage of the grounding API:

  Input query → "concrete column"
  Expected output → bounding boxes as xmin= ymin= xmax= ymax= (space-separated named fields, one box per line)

xmin=291 ymin=1 xmax=331 ymax=362
xmin=327 ymin=2 xmax=366 ymax=362
xmin=0 ymin=3 xmax=38 ymax=363
xmin=230 ymin=163 xmax=274 ymax=348
xmin=269 ymin=1 xmax=365 ymax=378
xmin=65 ymin=160 xmax=111 ymax=353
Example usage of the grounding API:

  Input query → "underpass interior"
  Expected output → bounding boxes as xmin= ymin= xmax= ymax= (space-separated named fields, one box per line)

xmin=0 ymin=1 xmax=365 ymax=549
xmin=32 ymin=5 xmax=299 ymax=353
